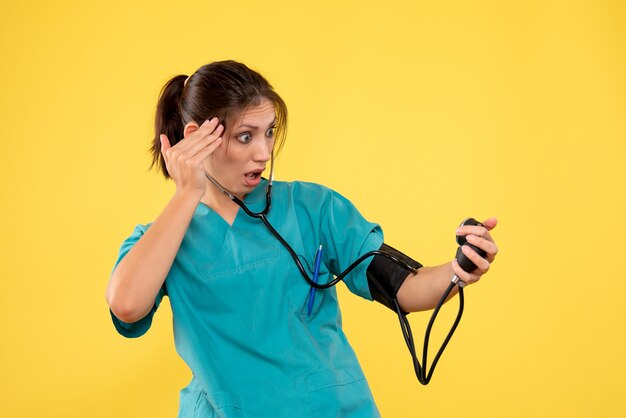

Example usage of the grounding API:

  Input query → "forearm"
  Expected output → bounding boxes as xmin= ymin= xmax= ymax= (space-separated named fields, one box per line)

xmin=396 ymin=262 xmax=459 ymax=312
xmin=106 ymin=190 xmax=201 ymax=322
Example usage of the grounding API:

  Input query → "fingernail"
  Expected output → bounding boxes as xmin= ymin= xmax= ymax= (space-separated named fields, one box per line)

xmin=456 ymin=228 xmax=461 ymax=234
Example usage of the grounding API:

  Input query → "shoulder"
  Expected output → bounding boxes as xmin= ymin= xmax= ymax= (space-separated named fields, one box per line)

xmin=272 ymin=180 xmax=348 ymax=203
xmin=128 ymin=222 xmax=153 ymax=237
xmin=112 ymin=222 xmax=153 ymax=271
xmin=118 ymin=222 xmax=154 ymax=249
xmin=271 ymin=180 xmax=364 ymax=223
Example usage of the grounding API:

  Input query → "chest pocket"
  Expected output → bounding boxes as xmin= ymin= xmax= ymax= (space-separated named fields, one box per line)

xmin=256 ymin=203 xmax=338 ymax=319
xmin=274 ymin=223 xmax=335 ymax=318
xmin=290 ymin=250 xmax=334 ymax=318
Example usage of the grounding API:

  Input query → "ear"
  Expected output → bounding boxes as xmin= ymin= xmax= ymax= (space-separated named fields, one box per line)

xmin=183 ymin=121 xmax=200 ymax=139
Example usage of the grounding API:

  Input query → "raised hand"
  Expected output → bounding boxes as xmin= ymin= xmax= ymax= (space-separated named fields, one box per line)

xmin=160 ymin=118 xmax=224 ymax=197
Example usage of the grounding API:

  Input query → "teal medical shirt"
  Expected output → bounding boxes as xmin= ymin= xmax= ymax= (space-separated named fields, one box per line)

xmin=111 ymin=180 xmax=384 ymax=418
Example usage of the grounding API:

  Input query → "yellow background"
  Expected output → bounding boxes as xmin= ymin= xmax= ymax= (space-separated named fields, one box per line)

xmin=1 ymin=0 xmax=624 ymax=417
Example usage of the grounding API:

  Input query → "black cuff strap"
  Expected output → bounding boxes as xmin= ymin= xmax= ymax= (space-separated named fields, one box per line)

xmin=366 ymin=243 xmax=423 ymax=312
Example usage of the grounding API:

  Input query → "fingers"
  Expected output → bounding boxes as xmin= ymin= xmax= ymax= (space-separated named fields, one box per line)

xmin=452 ymin=247 xmax=488 ymax=285
xmin=457 ymin=224 xmax=490 ymax=238
xmin=457 ymin=222 xmax=495 ymax=246
xmin=452 ymin=259 xmax=480 ymax=284
xmin=456 ymin=218 xmax=497 ymax=235
xmin=461 ymin=244 xmax=490 ymax=273
xmin=193 ymin=117 xmax=222 ymax=139
xmin=482 ymin=217 xmax=498 ymax=231
xmin=453 ymin=217 xmax=499 ymax=287
xmin=161 ymin=118 xmax=224 ymax=165
xmin=158 ymin=118 xmax=226 ymax=192
xmin=195 ymin=117 xmax=221 ymax=138
xmin=188 ymin=137 xmax=223 ymax=165
xmin=184 ymin=118 xmax=223 ymax=153
xmin=465 ymin=234 xmax=498 ymax=262
xmin=186 ymin=123 xmax=224 ymax=156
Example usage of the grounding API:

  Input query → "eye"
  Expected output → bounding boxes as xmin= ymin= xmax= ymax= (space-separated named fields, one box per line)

xmin=236 ymin=132 xmax=252 ymax=144
xmin=266 ymin=126 xmax=276 ymax=138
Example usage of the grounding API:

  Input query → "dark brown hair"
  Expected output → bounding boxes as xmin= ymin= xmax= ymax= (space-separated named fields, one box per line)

xmin=150 ymin=60 xmax=288 ymax=179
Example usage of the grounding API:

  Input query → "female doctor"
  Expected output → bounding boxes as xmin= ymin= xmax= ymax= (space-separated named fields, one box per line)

xmin=105 ymin=60 xmax=498 ymax=418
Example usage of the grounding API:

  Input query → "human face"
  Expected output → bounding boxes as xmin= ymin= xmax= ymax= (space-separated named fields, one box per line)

xmin=204 ymin=98 xmax=276 ymax=199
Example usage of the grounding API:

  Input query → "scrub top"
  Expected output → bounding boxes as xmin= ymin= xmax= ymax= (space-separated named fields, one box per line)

xmin=110 ymin=180 xmax=384 ymax=418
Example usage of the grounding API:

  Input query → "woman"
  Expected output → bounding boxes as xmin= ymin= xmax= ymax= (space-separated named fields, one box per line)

xmin=106 ymin=60 xmax=498 ymax=417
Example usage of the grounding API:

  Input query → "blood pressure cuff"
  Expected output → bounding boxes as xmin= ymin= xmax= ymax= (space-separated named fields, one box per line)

xmin=366 ymin=243 xmax=423 ymax=312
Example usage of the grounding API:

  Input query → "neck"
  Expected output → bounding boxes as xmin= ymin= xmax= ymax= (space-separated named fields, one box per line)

xmin=200 ymin=183 xmax=243 ymax=226
xmin=200 ymin=181 xmax=243 ymax=212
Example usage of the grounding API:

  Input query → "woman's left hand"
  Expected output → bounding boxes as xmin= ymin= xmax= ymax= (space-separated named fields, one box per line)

xmin=451 ymin=217 xmax=499 ymax=286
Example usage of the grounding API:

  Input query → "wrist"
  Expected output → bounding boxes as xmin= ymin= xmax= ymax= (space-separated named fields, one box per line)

xmin=174 ymin=188 xmax=204 ymax=203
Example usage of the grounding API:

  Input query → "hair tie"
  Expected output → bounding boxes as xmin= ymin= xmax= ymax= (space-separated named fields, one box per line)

xmin=184 ymin=76 xmax=190 ymax=87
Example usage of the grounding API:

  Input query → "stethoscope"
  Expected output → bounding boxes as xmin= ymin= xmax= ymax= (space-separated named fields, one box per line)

xmin=204 ymin=154 xmax=476 ymax=385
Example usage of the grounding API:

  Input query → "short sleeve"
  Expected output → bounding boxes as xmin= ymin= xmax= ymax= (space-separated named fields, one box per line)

xmin=109 ymin=223 xmax=166 ymax=338
xmin=320 ymin=189 xmax=384 ymax=301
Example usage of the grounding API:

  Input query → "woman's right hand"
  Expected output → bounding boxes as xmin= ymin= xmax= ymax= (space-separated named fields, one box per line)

xmin=160 ymin=117 xmax=224 ymax=197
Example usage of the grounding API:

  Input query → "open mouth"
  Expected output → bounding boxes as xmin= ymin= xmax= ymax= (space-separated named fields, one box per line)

xmin=245 ymin=171 xmax=262 ymax=180
xmin=243 ymin=168 xmax=264 ymax=186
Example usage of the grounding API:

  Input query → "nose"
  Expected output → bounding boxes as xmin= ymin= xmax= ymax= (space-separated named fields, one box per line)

xmin=252 ymin=138 xmax=272 ymax=163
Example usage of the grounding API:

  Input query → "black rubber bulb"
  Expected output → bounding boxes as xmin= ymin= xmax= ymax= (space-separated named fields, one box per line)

xmin=455 ymin=217 xmax=488 ymax=272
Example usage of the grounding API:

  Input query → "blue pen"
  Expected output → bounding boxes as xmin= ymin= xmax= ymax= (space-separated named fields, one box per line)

xmin=307 ymin=245 xmax=323 ymax=316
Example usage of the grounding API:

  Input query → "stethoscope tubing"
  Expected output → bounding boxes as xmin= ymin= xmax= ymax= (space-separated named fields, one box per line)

xmin=211 ymin=177 xmax=420 ymax=289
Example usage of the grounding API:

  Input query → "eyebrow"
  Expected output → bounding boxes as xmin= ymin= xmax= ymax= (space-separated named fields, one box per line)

xmin=236 ymin=117 xmax=276 ymax=130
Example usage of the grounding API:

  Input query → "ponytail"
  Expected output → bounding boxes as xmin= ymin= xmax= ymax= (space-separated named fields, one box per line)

xmin=150 ymin=74 xmax=187 ymax=179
